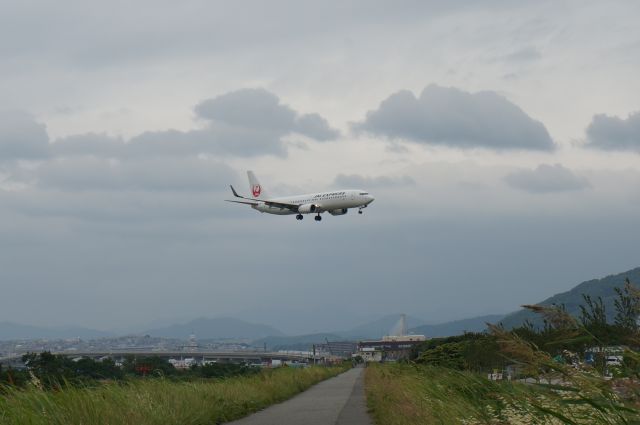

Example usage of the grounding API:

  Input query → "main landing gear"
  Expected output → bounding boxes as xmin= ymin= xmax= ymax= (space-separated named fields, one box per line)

xmin=296 ymin=213 xmax=322 ymax=222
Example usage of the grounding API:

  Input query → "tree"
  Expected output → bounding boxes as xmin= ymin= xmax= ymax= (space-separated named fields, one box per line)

xmin=415 ymin=333 xmax=502 ymax=372
xmin=73 ymin=357 xmax=123 ymax=380
xmin=614 ymin=278 xmax=640 ymax=335
xmin=418 ymin=342 xmax=465 ymax=370
xmin=22 ymin=351 xmax=76 ymax=389
xmin=0 ymin=364 xmax=28 ymax=388
xmin=579 ymin=295 xmax=612 ymax=346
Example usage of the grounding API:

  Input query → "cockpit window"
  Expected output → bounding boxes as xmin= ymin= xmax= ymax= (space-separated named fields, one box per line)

xmin=359 ymin=192 xmax=369 ymax=195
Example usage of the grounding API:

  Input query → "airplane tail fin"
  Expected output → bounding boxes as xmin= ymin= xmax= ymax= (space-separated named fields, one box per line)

xmin=247 ymin=170 xmax=268 ymax=199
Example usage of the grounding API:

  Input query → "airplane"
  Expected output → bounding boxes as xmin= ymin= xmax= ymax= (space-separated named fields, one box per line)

xmin=226 ymin=171 xmax=375 ymax=221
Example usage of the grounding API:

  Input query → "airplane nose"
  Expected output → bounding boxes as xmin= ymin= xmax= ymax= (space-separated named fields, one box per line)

xmin=366 ymin=195 xmax=375 ymax=204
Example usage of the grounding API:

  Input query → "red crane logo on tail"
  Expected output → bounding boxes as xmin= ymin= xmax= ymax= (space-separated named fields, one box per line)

xmin=252 ymin=185 xmax=261 ymax=197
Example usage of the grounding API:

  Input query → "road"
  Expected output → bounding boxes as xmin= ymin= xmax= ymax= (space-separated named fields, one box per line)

xmin=226 ymin=366 xmax=372 ymax=425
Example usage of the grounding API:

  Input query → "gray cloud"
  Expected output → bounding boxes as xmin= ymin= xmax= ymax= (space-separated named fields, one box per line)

xmin=334 ymin=173 xmax=415 ymax=188
xmin=354 ymin=84 xmax=555 ymax=151
xmin=37 ymin=157 xmax=236 ymax=192
xmin=0 ymin=2 xmax=507 ymax=70
xmin=503 ymin=46 xmax=541 ymax=62
xmin=127 ymin=125 xmax=288 ymax=158
xmin=0 ymin=110 xmax=50 ymax=160
xmin=504 ymin=164 xmax=590 ymax=193
xmin=51 ymin=124 xmax=285 ymax=159
xmin=294 ymin=113 xmax=340 ymax=141
xmin=195 ymin=88 xmax=339 ymax=143
xmin=52 ymin=133 xmax=125 ymax=157
xmin=195 ymin=88 xmax=296 ymax=132
xmin=2 ymin=1 xmax=640 ymax=336
xmin=586 ymin=111 xmax=640 ymax=152
xmin=51 ymin=89 xmax=338 ymax=159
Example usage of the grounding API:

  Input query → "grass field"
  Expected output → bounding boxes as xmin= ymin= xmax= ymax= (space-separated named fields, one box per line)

xmin=365 ymin=363 xmax=640 ymax=424
xmin=0 ymin=365 xmax=347 ymax=425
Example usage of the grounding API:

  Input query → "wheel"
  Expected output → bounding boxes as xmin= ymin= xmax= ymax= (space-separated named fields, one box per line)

xmin=296 ymin=214 xmax=303 ymax=220
xmin=314 ymin=215 xmax=322 ymax=221
xmin=358 ymin=210 xmax=363 ymax=214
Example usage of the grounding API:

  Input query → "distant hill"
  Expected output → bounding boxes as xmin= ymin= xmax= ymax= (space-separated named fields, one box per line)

xmin=253 ymin=314 xmax=504 ymax=349
xmin=252 ymin=333 xmax=344 ymax=351
xmin=410 ymin=314 xmax=505 ymax=338
xmin=145 ymin=317 xmax=284 ymax=340
xmin=0 ymin=322 xmax=114 ymax=340
xmin=500 ymin=267 xmax=640 ymax=329
xmin=336 ymin=314 xmax=427 ymax=339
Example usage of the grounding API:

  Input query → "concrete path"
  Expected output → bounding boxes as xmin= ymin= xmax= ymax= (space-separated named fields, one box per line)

xmin=226 ymin=366 xmax=372 ymax=425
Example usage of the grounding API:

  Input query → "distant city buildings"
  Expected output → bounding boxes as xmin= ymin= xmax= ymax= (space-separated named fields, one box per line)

xmin=0 ymin=334 xmax=252 ymax=368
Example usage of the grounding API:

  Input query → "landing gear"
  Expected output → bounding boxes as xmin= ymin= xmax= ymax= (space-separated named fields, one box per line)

xmin=314 ymin=214 xmax=322 ymax=222
xmin=296 ymin=214 xmax=303 ymax=220
xmin=358 ymin=210 xmax=363 ymax=214
xmin=358 ymin=205 xmax=368 ymax=215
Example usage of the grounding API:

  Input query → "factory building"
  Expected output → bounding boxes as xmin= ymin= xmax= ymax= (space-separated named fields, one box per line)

xmin=356 ymin=315 xmax=426 ymax=362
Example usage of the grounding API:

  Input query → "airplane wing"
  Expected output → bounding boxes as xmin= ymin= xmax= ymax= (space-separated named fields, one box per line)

xmin=228 ymin=185 xmax=300 ymax=211
xmin=225 ymin=199 xmax=259 ymax=206
xmin=261 ymin=200 xmax=300 ymax=212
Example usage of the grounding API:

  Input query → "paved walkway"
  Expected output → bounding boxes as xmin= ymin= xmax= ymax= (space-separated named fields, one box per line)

xmin=226 ymin=366 xmax=372 ymax=425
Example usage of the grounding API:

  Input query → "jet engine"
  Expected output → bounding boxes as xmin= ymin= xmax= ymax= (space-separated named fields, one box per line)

xmin=328 ymin=208 xmax=348 ymax=216
xmin=298 ymin=203 xmax=319 ymax=213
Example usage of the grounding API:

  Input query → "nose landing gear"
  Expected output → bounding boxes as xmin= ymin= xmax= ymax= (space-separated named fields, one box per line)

xmin=296 ymin=214 xmax=303 ymax=220
xmin=358 ymin=204 xmax=368 ymax=215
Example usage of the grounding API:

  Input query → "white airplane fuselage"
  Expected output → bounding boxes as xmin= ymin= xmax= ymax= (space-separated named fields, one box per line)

xmin=253 ymin=190 xmax=373 ymax=215
xmin=227 ymin=171 xmax=375 ymax=221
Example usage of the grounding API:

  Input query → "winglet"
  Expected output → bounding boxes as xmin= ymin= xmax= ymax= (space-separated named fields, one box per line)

xmin=230 ymin=185 xmax=241 ymax=198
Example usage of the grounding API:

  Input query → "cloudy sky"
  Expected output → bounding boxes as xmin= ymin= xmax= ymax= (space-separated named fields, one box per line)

xmin=1 ymin=0 xmax=639 ymax=335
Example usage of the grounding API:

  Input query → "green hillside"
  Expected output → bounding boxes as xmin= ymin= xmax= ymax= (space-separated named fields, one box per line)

xmin=500 ymin=266 xmax=640 ymax=329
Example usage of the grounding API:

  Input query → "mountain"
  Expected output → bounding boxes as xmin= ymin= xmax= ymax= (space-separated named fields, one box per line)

xmin=252 ymin=314 xmax=502 ymax=349
xmin=410 ymin=314 xmax=505 ymax=338
xmin=500 ymin=267 xmax=640 ymax=329
xmin=145 ymin=317 xmax=284 ymax=340
xmin=337 ymin=314 xmax=428 ymax=339
xmin=252 ymin=333 xmax=344 ymax=351
xmin=0 ymin=322 xmax=114 ymax=340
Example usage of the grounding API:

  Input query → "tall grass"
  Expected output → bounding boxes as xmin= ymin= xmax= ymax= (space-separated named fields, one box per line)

xmin=365 ymin=363 xmax=640 ymax=424
xmin=0 ymin=365 xmax=347 ymax=425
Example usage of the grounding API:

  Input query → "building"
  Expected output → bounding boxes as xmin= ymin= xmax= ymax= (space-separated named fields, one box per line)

xmin=356 ymin=315 xmax=426 ymax=362
xmin=316 ymin=341 xmax=358 ymax=358
xmin=357 ymin=335 xmax=426 ymax=362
